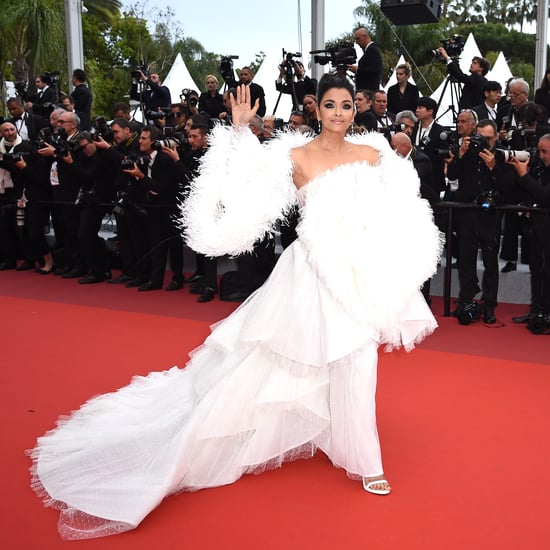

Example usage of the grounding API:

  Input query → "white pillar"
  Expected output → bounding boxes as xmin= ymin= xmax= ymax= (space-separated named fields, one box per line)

xmin=311 ymin=0 xmax=325 ymax=82
xmin=534 ymin=0 xmax=549 ymax=91
xmin=65 ymin=0 xmax=85 ymax=89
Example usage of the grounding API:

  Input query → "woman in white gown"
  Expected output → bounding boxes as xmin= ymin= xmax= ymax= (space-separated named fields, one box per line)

xmin=29 ymin=76 xmax=442 ymax=540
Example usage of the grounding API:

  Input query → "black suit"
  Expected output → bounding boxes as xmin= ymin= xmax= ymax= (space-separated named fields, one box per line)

xmin=412 ymin=121 xmax=447 ymax=194
xmin=71 ymin=84 xmax=93 ymax=131
xmin=386 ymin=82 xmax=420 ymax=115
xmin=240 ymin=82 xmax=266 ymax=118
xmin=472 ymin=102 xmax=498 ymax=124
xmin=140 ymin=151 xmax=178 ymax=287
xmin=130 ymin=79 xmax=171 ymax=113
xmin=355 ymin=43 xmax=382 ymax=92
xmin=10 ymin=112 xmax=48 ymax=142
xmin=446 ymin=61 xmax=486 ymax=109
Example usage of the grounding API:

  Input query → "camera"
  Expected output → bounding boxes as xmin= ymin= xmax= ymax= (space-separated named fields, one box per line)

xmin=112 ymin=192 xmax=148 ymax=218
xmin=432 ymin=35 xmax=464 ymax=61
xmin=527 ymin=312 xmax=550 ymax=335
xmin=131 ymin=65 xmax=149 ymax=79
xmin=180 ymin=88 xmax=198 ymax=107
xmin=92 ymin=116 xmax=114 ymax=142
xmin=494 ymin=149 xmax=530 ymax=162
xmin=437 ymin=129 xmax=459 ymax=159
xmin=219 ymin=55 xmax=239 ymax=85
xmin=2 ymin=151 xmax=29 ymax=163
xmin=456 ymin=301 xmax=481 ymax=325
xmin=145 ymin=108 xmax=170 ymax=121
xmin=469 ymin=133 xmax=490 ymax=153
xmin=50 ymin=127 xmax=76 ymax=158
xmin=312 ymin=42 xmax=357 ymax=74
xmin=476 ymin=189 xmax=500 ymax=209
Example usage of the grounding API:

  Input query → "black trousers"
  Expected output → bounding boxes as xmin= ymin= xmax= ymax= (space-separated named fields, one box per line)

xmin=24 ymin=201 xmax=50 ymax=261
xmin=78 ymin=206 xmax=108 ymax=277
xmin=528 ymin=214 xmax=550 ymax=314
xmin=456 ymin=209 xmax=501 ymax=308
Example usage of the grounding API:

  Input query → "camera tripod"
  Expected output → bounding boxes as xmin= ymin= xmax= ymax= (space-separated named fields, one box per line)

xmin=436 ymin=74 xmax=462 ymax=125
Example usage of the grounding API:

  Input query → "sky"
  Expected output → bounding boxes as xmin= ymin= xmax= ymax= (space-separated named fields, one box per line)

xmin=121 ymin=0 xmax=364 ymax=66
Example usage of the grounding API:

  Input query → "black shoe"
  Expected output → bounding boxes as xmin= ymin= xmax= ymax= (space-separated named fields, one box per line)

xmin=108 ymin=274 xmax=133 ymax=285
xmin=125 ymin=278 xmax=147 ymax=288
xmin=197 ymin=287 xmax=216 ymax=303
xmin=501 ymin=261 xmax=517 ymax=273
xmin=138 ymin=281 xmax=163 ymax=291
xmin=16 ymin=260 xmax=35 ymax=271
xmin=483 ymin=308 xmax=496 ymax=324
xmin=512 ymin=312 xmax=531 ymax=324
xmin=185 ymin=272 xmax=204 ymax=284
xmin=62 ymin=268 xmax=87 ymax=279
xmin=189 ymin=282 xmax=204 ymax=295
xmin=0 ymin=261 xmax=16 ymax=271
xmin=165 ymin=280 xmax=183 ymax=291
xmin=79 ymin=274 xmax=105 ymax=284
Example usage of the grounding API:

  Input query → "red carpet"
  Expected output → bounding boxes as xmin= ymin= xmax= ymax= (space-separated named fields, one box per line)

xmin=1 ymin=270 xmax=549 ymax=549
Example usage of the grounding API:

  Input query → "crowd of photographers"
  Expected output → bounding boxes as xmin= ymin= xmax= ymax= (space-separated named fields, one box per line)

xmin=2 ymin=43 xmax=550 ymax=326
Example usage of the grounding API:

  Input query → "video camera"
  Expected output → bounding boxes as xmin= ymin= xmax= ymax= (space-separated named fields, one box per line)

xmin=219 ymin=55 xmax=239 ymax=85
xmin=92 ymin=116 xmax=114 ymax=142
xmin=145 ymin=107 xmax=171 ymax=121
xmin=437 ymin=128 xmax=460 ymax=159
xmin=432 ymin=35 xmax=464 ymax=61
xmin=312 ymin=42 xmax=357 ymax=75
xmin=131 ymin=65 xmax=149 ymax=80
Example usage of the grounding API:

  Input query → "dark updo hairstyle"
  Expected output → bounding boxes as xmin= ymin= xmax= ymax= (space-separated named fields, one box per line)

xmin=317 ymin=73 xmax=355 ymax=104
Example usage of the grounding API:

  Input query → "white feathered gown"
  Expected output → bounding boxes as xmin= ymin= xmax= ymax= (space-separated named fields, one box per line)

xmin=29 ymin=128 xmax=442 ymax=539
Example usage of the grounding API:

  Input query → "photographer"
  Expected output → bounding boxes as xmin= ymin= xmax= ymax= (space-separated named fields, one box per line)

xmin=508 ymin=134 xmax=550 ymax=327
xmin=130 ymin=70 xmax=172 ymax=121
xmin=437 ymin=49 xmax=489 ymax=110
xmin=499 ymin=103 xmax=549 ymax=273
xmin=122 ymin=126 xmax=178 ymax=291
xmin=354 ymin=90 xmax=377 ymax=132
xmin=447 ymin=119 xmax=518 ymax=323
xmin=473 ymin=81 xmax=502 ymax=123
xmin=0 ymin=122 xmax=34 ymax=270
xmin=36 ymin=111 xmax=85 ymax=277
xmin=496 ymin=78 xmax=530 ymax=144
xmin=94 ymin=118 xmax=146 ymax=286
xmin=72 ymin=132 xmax=118 ymax=283
xmin=275 ymin=56 xmax=316 ymax=109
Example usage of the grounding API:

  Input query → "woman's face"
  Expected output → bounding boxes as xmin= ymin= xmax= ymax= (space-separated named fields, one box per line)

xmin=354 ymin=92 xmax=370 ymax=114
xmin=318 ymin=87 xmax=354 ymax=132
xmin=303 ymin=97 xmax=317 ymax=114
xmin=206 ymin=78 xmax=218 ymax=92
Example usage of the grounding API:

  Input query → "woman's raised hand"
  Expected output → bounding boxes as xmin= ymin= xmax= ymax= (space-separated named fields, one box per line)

xmin=230 ymin=84 xmax=260 ymax=127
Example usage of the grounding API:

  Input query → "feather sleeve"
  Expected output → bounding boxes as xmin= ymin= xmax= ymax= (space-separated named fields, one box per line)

xmin=180 ymin=126 xmax=309 ymax=257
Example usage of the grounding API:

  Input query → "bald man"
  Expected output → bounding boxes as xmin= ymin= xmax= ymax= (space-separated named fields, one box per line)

xmin=349 ymin=27 xmax=382 ymax=92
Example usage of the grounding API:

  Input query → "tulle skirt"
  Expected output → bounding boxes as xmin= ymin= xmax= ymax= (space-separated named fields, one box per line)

xmin=29 ymin=239 xmax=437 ymax=539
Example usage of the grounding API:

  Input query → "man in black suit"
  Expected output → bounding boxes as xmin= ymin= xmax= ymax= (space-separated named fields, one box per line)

xmin=413 ymin=97 xmax=446 ymax=194
xmin=495 ymin=78 xmax=530 ymax=144
xmin=437 ymin=49 xmax=490 ymax=110
xmin=130 ymin=71 xmax=172 ymax=119
xmin=238 ymin=67 xmax=266 ymax=117
xmin=350 ymin=27 xmax=382 ymax=93
xmin=392 ymin=131 xmax=440 ymax=304
xmin=473 ymin=81 xmax=502 ymax=124
xmin=71 ymin=69 xmax=93 ymax=131
xmin=122 ymin=126 xmax=177 ymax=291
xmin=7 ymin=96 xmax=47 ymax=142
xmin=25 ymin=74 xmax=58 ymax=118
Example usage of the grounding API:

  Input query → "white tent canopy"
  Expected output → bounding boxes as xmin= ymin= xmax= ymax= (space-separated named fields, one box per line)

xmin=486 ymin=52 xmax=514 ymax=91
xmin=163 ymin=53 xmax=201 ymax=104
